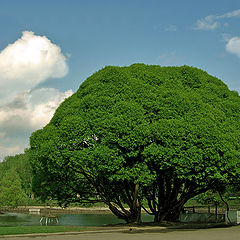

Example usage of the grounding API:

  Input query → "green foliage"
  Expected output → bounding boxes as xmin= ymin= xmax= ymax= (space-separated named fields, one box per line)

xmin=196 ymin=191 xmax=222 ymax=205
xmin=0 ymin=152 xmax=35 ymax=207
xmin=0 ymin=152 xmax=32 ymax=196
xmin=0 ymin=168 xmax=28 ymax=207
xmin=29 ymin=64 xmax=240 ymax=222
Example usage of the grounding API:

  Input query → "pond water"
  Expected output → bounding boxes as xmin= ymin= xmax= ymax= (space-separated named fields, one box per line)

xmin=0 ymin=213 xmax=154 ymax=227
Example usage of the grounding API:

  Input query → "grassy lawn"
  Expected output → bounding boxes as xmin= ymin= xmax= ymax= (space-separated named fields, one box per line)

xmin=0 ymin=226 xmax=91 ymax=236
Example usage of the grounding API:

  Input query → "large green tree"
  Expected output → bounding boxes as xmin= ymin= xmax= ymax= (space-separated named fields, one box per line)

xmin=30 ymin=64 xmax=240 ymax=222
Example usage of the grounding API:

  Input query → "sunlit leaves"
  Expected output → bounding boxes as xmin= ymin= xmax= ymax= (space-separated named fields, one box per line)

xmin=30 ymin=64 xmax=240 ymax=214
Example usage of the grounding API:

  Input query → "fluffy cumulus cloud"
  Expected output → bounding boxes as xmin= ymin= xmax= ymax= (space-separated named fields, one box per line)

xmin=226 ymin=37 xmax=240 ymax=58
xmin=195 ymin=9 xmax=240 ymax=30
xmin=0 ymin=88 xmax=73 ymax=130
xmin=0 ymin=88 xmax=73 ymax=159
xmin=0 ymin=31 xmax=68 ymax=104
xmin=0 ymin=31 xmax=73 ymax=160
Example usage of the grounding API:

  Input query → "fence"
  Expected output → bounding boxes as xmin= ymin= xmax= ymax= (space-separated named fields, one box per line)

xmin=182 ymin=205 xmax=226 ymax=223
xmin=184 ymin=204 xmax=220 ymax=214
xmin=184 ymin=204 xmax=240 ymax=214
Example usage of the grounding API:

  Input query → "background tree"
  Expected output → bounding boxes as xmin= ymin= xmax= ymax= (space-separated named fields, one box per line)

xmin=0 ymin=152 xmax=34 ymax=208
xmin=30 ymin=64 xmax=240 ymax=222
xmin=0 ymin=168 xmax=28 ymax=207
xmin=0 ymin=152 xmax=32 ymax=198
xmin=196 ymin=191 xmax=222 ymax=206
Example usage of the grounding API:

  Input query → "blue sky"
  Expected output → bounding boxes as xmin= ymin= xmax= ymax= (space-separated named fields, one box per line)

xmin=0 ymin=0 xmax=240 ymax=159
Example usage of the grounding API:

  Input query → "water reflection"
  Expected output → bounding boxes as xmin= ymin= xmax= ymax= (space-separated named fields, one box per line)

xmin=0 ymin=213 xmax=154 ymax=227
xmin=0 ymin=213 xmax=41 ymax=227
xmin=40 ymin=216 xmax=59 ymax=225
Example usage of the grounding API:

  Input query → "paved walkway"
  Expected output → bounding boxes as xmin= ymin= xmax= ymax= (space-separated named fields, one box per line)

xmin=2 ymin=225 xmax=240 ymax=240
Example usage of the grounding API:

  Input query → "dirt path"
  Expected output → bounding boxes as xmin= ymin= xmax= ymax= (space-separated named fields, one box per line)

xmin=2 ymin=225 xmax=240 ymax=240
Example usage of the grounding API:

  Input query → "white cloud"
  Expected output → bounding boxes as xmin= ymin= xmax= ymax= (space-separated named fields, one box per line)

xmin=0 ymin=132 xmax=5 ymax=138
xmin=29 ymin=88 xmax=73 ymax=129
xmin=0 ymin=88 xmax=73 ymax=130
xmin=0 ymin=145 xmax=23 ymax=160
xmin=226 ymin=37 xmax=240 ymax=58
xmin=0 ymin=88 xmax=74 ymax=160
xmin=0 ymin=31 xmax=68 ymax=104
xmin=219 ymin=9 xmax=240 ymax=19
xmin=0 ymin=31 xmax=72 ymax=161
xmin=195 ymin=9 xmax=240 ymax=30
xmin=195 ymin=17 xmax=219 ymax=30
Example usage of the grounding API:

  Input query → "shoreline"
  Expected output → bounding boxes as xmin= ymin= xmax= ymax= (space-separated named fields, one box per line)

xmin=1 ymin=206 xmax=114 ymax=214
xmin=2 ymin=206 xmax=152 ymax=215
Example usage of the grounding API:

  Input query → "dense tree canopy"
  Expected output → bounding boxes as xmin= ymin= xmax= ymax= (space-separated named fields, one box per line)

xmin=0 ymin=153 xmax=32 ymax=207
xmin=0 ymin=168 xmax=28 ymax=208
xmin=30 ymin=64 xmax=240 ymax=222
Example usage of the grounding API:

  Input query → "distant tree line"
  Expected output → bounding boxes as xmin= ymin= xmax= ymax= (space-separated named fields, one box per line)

xmin=0 ymin=152 xmax=33 ymax=208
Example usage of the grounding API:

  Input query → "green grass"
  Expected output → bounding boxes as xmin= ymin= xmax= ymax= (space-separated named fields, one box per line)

xmin=0 ymin=226 xmax=91 ymax=236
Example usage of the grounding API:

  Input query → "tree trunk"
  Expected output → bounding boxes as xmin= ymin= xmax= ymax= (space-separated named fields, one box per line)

xmin=153 ymin=201 xmax=185 ymax=222
xmin=131 ymin=183 xmax=142 ymax=223
xmin=107 ymin=183 xmax=142 ymax=223
xmin=164 ymin=207 xmax=182 ymax=222
xmin=108 ymin=202 xmax=141 ymax=223
xmin=127 ymin=206 xmax=141 ymax=223
xmin=154 ymin=211 xmax=167 ymax=222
